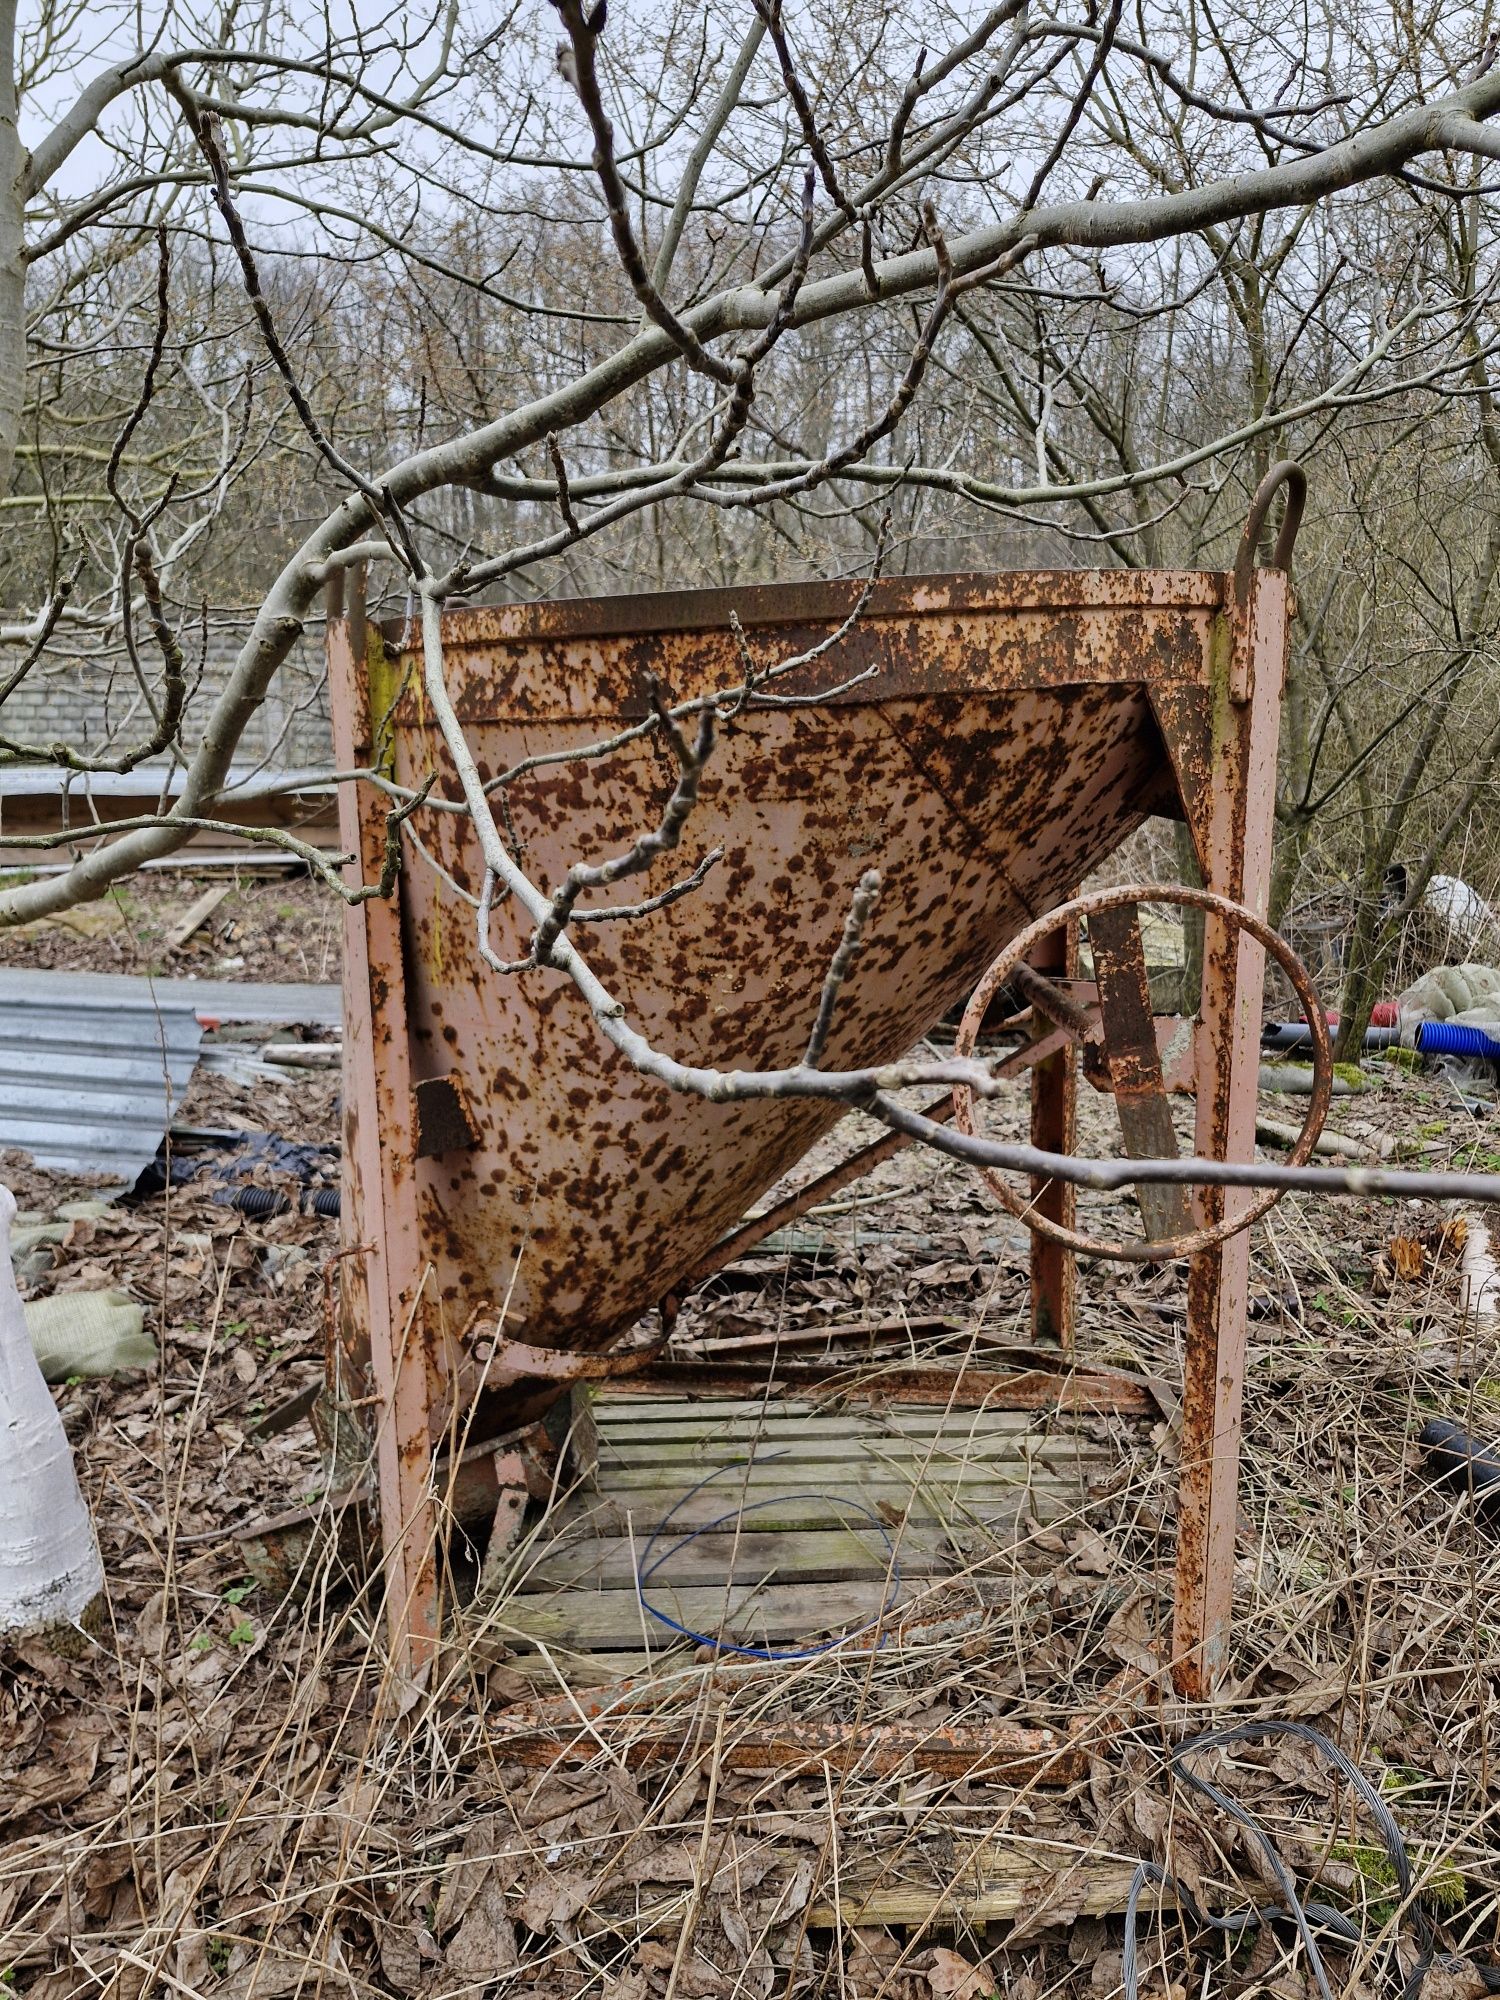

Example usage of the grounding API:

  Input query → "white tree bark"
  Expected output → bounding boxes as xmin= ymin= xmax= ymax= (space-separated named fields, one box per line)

xmin=0 ymin=1185 xmax=104 ymax=1638
xmin=0 ymin=0 xmax=26 ymax=500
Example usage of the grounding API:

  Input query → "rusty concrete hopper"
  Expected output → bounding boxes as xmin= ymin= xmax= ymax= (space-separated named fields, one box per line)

xmin=327 ymin=488 xmax=1294 ymax=1697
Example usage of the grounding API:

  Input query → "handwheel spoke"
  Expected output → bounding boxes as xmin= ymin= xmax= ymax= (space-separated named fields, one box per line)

xmin=1088 ymin=902 xmax=1194 ymax=1246
xmin=1011 ymin=960 xmax=1097 ymax=1045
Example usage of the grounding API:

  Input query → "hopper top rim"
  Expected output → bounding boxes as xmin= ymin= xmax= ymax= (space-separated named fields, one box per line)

xmin=381 ymin=566 xmax=1231 ymax=651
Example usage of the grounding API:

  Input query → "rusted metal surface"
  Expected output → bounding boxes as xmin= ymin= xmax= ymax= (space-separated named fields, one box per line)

xmin=343 ymin=569 xmax=1220 ymax=1394
xmin=331 ymin=528 xmax=1303 ymax=1687
xmin=679 ymin=1020 xmax=1078 ymax=1295
xmin=500 ymin=1714 xmax=1088 ymax=1785
xmin=951 ymin=883 xmax=1332 ymax=1263
xmin=1172 ymin=561 xmax=1289 ymax=1701
xmin=469 ymin=1325 xmax=668 ymax=1397
xmin=413 ymin=1074 xmax=479 ymax=1159
xmin=329 ymin=583 xmax=442 ymax=1669
xmin=1089 ymin=903 xmax=1193 ymax=1243
xmin=1026 ymin=920 xmax=1079 ymax=1347
xmin=677 ymin=1092 xmax=957 ymax=1292
xmin=1231 ymin=462 xmax=1307 ymax=703
xmin=1012 ymin=959 xmax=1098 ymax=1044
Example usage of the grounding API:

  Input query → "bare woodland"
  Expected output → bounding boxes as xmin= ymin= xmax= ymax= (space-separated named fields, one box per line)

xmin=0 ymin=0 xmax=1497 ymax=1068
xmin=8 ymin=9 xmax=1500 ymax=2000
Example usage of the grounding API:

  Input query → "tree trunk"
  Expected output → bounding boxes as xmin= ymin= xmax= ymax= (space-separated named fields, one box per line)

xmin=1268 ymin=810 xmax=1307 ymax=935
xmin=0 ymin=0 xmax=25 ymax=498
xmin=1332 ymin=893 xmax=1390 ymax=1061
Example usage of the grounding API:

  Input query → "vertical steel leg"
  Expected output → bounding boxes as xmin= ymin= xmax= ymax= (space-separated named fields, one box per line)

xmin=1089 ymin=903 xmax=1192 ymax=1245
xmin=327 ymin=580 xmax=440 ymax=1676
xmin=1028 ymin=918 xmax=1077 ymax=1348
xmin=1171 ymin=570 xmax=1288 ymax=1698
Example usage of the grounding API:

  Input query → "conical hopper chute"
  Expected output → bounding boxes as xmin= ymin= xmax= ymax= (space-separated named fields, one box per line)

xmin=330 ymin=570 xmax=1231 ymax=1376
xmin=325 ymin=535 xmax=1298 ymax=1697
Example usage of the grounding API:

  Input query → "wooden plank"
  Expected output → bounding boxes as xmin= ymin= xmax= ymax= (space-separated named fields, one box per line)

xmin=164 ymin=883 xmax=232 ymax=952
xmin=595 ymin=1398 xmax=881 ymax=1420
xmin=604 ymin=1440 xmax=1120 ymax=1472
xmin=594 ymin=1410 xmax=1048 ymax=1438
xmin=598 ymin=1365 xmax=1156 ymax=1415
xmin=807 ymin=1851 xmax=1168 ymax=1927
xmin=594 ymin=1402 xmax=1049 ymax=1425
xmin=490 ymin=1577 xmax=943 ymax=1650
xmin=557 ymin=1484 xmax=1084 ymax=1534
xmin=468 ymin=1383 xmax=1108 ymax=1665
xmin=675 ymin=1314 xmax=962 ymax=1356
xmin=504 ymin=1528 xmax=944 ymax=1590
xmin=592 ymin=1409 xmax=1104 ymax=1444
xmin=472 ymin=1643 xmax=657 ymax=1684
xmin=595 ymin=1448 xmax=1107 ymax=1486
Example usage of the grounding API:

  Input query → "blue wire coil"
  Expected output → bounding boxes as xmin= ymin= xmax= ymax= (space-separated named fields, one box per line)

xmin=633 ymin=1454 xmax=903 ymax=1661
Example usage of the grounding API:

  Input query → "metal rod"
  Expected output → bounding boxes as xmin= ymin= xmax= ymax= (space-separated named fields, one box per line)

xmin=878 ymin=1091 xmax=1500 ymax=1205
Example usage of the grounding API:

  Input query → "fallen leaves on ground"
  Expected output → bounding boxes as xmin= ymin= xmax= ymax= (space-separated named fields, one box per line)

xmin=927 ymin=1946 xmax=994 ymax=1996
xmin=2 ymin=1058 xmax=1500 ymax=1998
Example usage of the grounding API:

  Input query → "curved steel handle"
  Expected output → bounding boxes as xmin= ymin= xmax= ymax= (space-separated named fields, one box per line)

xmin=1232 ymin=459 xmax=1307 ymax=602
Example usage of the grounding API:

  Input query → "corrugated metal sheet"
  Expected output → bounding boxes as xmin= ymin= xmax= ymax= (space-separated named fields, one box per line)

xmin=0 ymin=984 xmax=202 ymax=1183
xmin=0 ymin=967 xmax=340 ymax=1025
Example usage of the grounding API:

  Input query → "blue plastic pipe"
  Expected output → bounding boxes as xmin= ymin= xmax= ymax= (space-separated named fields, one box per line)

xmin=1416 ymin=1019 xmax=1500 ymax=1061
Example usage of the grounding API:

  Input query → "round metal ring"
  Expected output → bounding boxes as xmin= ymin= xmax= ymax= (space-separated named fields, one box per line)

xmin=950 ymin=883 xmax=1333 ymax=1263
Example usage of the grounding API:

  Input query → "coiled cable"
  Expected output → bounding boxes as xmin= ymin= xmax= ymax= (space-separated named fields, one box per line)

xmin=1124 ymin=1721 xmax=1500 ymax=2000
xmin=634 ymin=1455 xmax=901 ymax=1662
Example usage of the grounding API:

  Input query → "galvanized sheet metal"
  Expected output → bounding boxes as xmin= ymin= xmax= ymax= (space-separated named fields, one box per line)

xmin=0 ymin=980 xmax=202 ymax=1182
xmin=0 ymin=967 xmax=340 ymax=1025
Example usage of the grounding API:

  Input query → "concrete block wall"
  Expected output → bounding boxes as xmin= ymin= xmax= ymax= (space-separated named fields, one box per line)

xmin=0 ymin=624 xmax=335 ymax=771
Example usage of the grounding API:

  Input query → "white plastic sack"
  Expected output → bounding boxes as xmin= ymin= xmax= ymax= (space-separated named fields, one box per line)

xmin=0 ymin=1185 xmax=103 ymax=1637
xmin=1426 ymin=876 xmax=1500 ymax=952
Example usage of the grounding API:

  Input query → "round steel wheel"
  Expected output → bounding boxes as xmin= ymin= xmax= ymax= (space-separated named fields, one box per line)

xmin=950 ymin=883 xmax=1333 ymax=1263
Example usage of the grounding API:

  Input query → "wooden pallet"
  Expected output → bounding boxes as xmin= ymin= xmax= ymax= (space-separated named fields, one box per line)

xmin=475 ymin=1385 xmax=1125 ymax=1676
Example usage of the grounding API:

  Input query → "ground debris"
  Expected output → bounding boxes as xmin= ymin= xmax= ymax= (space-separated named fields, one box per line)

xmin=1 ymin=1059 xmax=1498 ymax=1996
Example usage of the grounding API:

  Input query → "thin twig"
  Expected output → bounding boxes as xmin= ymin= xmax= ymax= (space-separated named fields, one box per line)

xmin=546 ymin=433 xmax=581 ymax=535
xmin=529 ymin=681 xmax=717 ymax=966
xmin=805 ymin=870 xmax=881 ymax=1066
xmin=752 ymin=0 xmax=857 ymax=222
xmin=551 ymin=0 xmax=740 ymax=387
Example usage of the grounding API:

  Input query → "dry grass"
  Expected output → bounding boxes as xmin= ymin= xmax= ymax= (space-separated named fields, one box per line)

xmin=5 ymin=1067 xmax=1500 ymax=2000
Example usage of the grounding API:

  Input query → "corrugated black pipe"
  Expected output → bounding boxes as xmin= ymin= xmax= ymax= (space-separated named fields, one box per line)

xmin=230 ymin=1185 xmax=341 ymax=1219
xmin=1419 ymin=1417 xmax=1500 ymax=1501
